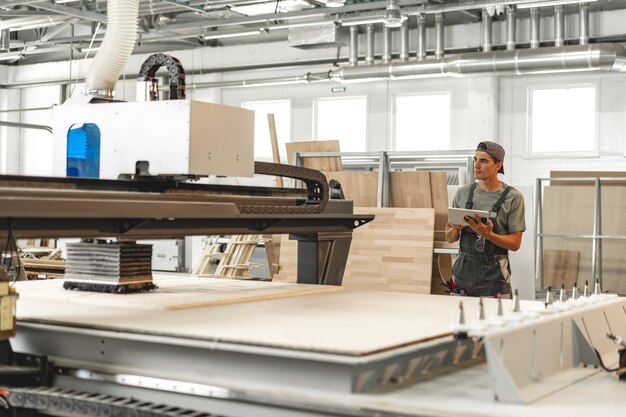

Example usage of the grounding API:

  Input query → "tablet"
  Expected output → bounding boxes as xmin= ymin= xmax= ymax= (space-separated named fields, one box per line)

xmin=448 ymin=207 xmax=489 ymax=226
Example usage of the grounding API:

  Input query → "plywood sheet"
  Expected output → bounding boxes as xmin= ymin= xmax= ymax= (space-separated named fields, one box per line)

xmin=15 ymin=277 xmax=540 ymax=356
xmin=275 ymin=208 xmax=435 ymax=294
xmin=189 ymin=101 xmax=254 ymax=177
xmin=542 ymin=249 xmax=579 ymax=290
xmin=324 ymin=171 xmax=379 ymax=207
xmin=543 ymin=185 xmax=626 ymax=293
xmin=285 ymin=140 xmax=343 ymax=171
xmin=389 ymin=172 xmax=433 ymax=208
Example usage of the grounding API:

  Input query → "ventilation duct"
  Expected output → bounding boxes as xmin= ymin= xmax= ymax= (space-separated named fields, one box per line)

xmin=330 ymin=44 xmax=626 ymax=82
xmin=288 ymin=23 xmax=340 ymax=49
xmin=85 ymin=0 xmax=139 ymax=98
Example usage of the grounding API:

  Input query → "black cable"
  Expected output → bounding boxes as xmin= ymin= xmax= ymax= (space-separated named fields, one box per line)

xmin=593 ymin=348 xmax=619 ymax=373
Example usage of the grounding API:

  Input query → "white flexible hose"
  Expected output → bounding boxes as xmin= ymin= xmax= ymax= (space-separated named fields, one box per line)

xmin=85 ymin=0 xmax=139 ymax=94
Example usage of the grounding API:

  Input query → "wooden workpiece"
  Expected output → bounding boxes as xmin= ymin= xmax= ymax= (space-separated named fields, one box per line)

xmin=14 ymin=276 xmax=538 ymax=356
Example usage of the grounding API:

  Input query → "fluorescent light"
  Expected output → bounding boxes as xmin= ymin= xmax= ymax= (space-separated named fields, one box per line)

xmin=341 ymin=17 xmax=385 ymax=27
xmin=517 ymin=0 xmax=597 ymax=9
xmin=77 ymin=47 xmax=100 ymax=53
xmin=266 ymin=21 xmax=335 ymax=30
xmin=325 ymin=0 xmax=346 ymax=7
xmin=0 ymin=52 xmax=23 ymax=61
xmin=204 ymin=29 xmax=262 ymax=40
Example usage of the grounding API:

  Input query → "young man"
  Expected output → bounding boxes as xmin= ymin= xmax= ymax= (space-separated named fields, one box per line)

xmin=445 ymin=141 xmax=525 ymax=297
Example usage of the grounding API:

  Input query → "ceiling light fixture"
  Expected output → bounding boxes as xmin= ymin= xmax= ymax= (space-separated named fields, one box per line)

xmin=325 ymin=0 xmax=346 ymax=8
xmin=341 ymin=17 xmax=386 ymax=27
xmin=383 ymin=0 xmax=407 ymax=28
xmin=204 ymin=29 xmax=262 ymax=40
xmin=0 ymin=52 xmax=24 ymax=62
xmin=516 ymin=0 xmax=597 ymax=9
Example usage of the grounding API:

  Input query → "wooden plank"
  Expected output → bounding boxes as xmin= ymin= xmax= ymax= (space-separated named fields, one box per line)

xmin=267 ymin=113 xmax=284 ymax=188
xmin=285 ymin=140 xmax=343 ymax=171
xmin=550 ymin=171 xmax=626 ymax=186
xmin=275 ymin=208 xmax=435 ymax=294
xmin=389 ymin=172 xmax=432 ymax=208
xmin=542 ymin=249 xmax=579 ymax=290
xmin=323 ymin=171 xmax=378 ymax=207
xmin=429 ymin=171 xmax=449 ymax=242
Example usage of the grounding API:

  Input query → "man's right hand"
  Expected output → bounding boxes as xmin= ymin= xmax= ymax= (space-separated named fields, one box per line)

xmin=444 ymin=222 xmax=464 ymax=243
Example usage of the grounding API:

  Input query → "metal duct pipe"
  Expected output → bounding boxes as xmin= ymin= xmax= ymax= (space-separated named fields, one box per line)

xmin=382 ymin=26 xmax=391 ymax=64
xmin=554 ymin=5 xmax=564 ymax=47
xmin=400 ymin=22 xmax=409 ymax=62
xmin=530 ymin=7 xmax=540 ymax=49
xmin=349 ymin=26 xmax=358 ymax=66
xmin=482 ymin=8 xmax=492 ymax=52
xmin=435 ymin=13 xmax=444 ymax=59
xmin=580 ymin=2 xmax=589 ymax=46
xmin=506 ymin=6 xmax=516 ymax=51
xmin=329 ymin=44 xmax=626 ymax=82
xmin=0 ymin=29 xmax=9 ymax=53
xmin=417 ymin=14 xmax=426 ymax=60
xmin=365 ymin=24 xmax=375 ymax=64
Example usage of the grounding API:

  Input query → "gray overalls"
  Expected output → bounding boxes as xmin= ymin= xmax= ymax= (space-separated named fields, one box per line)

xmin=452 ymin=183 xmax=512 ymax=297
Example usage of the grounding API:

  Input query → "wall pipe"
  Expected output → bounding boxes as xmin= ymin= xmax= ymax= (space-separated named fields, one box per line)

xmin=349 ymin=26 xmax=358 ymax=66
xmin=382 ymin=26 xmax=391 ymax=64
xmin=435 ymin=13 xmax=444 ymax=59
xmin=482 ymin=8 xmax=492 ymax=52
xmin=530 ymin=7 xmax=540 ymax=49
xmin=417 ymin=14 xmax=426 ymax=60
xmin=400 ymin=21 xmax=409 ymax=62
xmin=365 ymin=24 xmax=375 ymax=64
xmin=580 ymin=3 xmax=589 ymax=46
xmin=554 ymin=5 xmax=564 ymax=47
xmin=506 ymin=6 xmax=516 ymax=50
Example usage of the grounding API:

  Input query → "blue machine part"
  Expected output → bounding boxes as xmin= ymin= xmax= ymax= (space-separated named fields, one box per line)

xmin=66 ymin=123 xmax=101 ymax=178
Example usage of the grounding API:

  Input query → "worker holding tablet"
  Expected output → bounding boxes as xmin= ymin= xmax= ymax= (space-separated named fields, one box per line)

xmin=444 ymin=141 xmax=526 ymax=297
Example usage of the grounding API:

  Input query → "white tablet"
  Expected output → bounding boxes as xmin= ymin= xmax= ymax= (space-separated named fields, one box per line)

xmin=448 ymin=207 xmax=489 ymax=226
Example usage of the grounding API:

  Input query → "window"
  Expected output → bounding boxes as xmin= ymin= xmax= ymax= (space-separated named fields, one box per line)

xmin=242 ymin=100 xmax=291 ymax=159
xmin=394 ymin=93 xmax=451 ymax=151
xmin=529 ymin=86 xmax=597 ymax=154
xmin=315 ymin=96 xmax=367 ymax=152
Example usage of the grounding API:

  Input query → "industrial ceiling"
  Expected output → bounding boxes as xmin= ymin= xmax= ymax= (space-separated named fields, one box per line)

xmin=0 ymin=0 xmax=625 ymax=66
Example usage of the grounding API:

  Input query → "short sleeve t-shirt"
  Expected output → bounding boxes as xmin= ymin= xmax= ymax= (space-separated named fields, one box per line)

xmin=452 ymin=183 xmax=526 ymax=235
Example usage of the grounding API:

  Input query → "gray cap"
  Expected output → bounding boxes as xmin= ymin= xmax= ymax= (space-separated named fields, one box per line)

xmin=476 ymin=141 xmax=505 ymax=174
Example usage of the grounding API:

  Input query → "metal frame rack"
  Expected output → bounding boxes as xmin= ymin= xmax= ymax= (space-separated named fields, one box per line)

xmin=294 ymin=150 xmax=475 ymax=208
xmin=534 ymin=176 xmax=626 ymax=292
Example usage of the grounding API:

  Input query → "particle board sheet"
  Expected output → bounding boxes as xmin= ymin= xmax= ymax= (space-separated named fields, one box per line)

xmin=285 ymin=140 xmax=343 ymax=171
xmin=323 ymin=171 xmax=379 ymax=207
xmin=16 ymin=275 xmax=339 ymax=311
xmin=14 ymin=277 xmax=540 ymax=356
xmin=542 ymin=249 xmax=580 ymax=290
xmin=429 ymin=171 xmax=449 ymax=241
xmin=543 ymin=185 xmax=626 ymax=293
xmin=550 ymin=171 xmax=626 ymax=186
xmin=275 ymin=208 xmax=435 ymax=294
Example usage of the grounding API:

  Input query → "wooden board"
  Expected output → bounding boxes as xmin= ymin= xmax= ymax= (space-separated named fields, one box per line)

xmin=14 ymin=277 xmax=541 ymax=356
xmin=389 ymin=172 xmax=432 ymax=208
xmin=543 ymin=185 xmax=626 ymax=293
xmin=323 ymin=171 xmax=379 ymax=207
xmin=551 ymin=171 xmax=626 ymax=186
xmin=542 ymin=249 xmax=580 ymax=290
xmin=275 ymin=208 xmax=435 ymax=294
xmin=429 ymin=171 xmax=449 ymax=241
xmin=285 ymin=140 xmax=343 ymax=171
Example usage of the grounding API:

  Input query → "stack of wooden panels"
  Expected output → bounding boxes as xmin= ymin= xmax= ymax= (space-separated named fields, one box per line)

xmin=65 ymin=241 xmax=153 ymax=285
xmin=542 ymin=249 xmax=579 ymax=290
xmin=274 ymin=207 xmax=435 ymax=294
xmin=323 ymin=171 xmax=379 ymax=207
xmin=22 ymin=259 xmax=66 ymax=280
xmin=544 ymin=171 xmax=626 ymax=293
xmin=215 ymin=235 xmax=264 ymax=278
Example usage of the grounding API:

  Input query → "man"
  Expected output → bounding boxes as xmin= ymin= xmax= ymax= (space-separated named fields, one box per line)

xmin=445 ymin=141 xmax=525 ymax=297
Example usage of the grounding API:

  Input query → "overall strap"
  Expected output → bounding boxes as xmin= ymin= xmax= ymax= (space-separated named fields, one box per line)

xmin=488 ymin=185 xmax=513 ymax=223
xmin=465 ymin=182 xmax=478 ymax=209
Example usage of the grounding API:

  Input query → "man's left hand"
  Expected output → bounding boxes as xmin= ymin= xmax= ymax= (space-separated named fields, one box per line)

xmin=463 ymin=214 xmax=493 ymax=238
